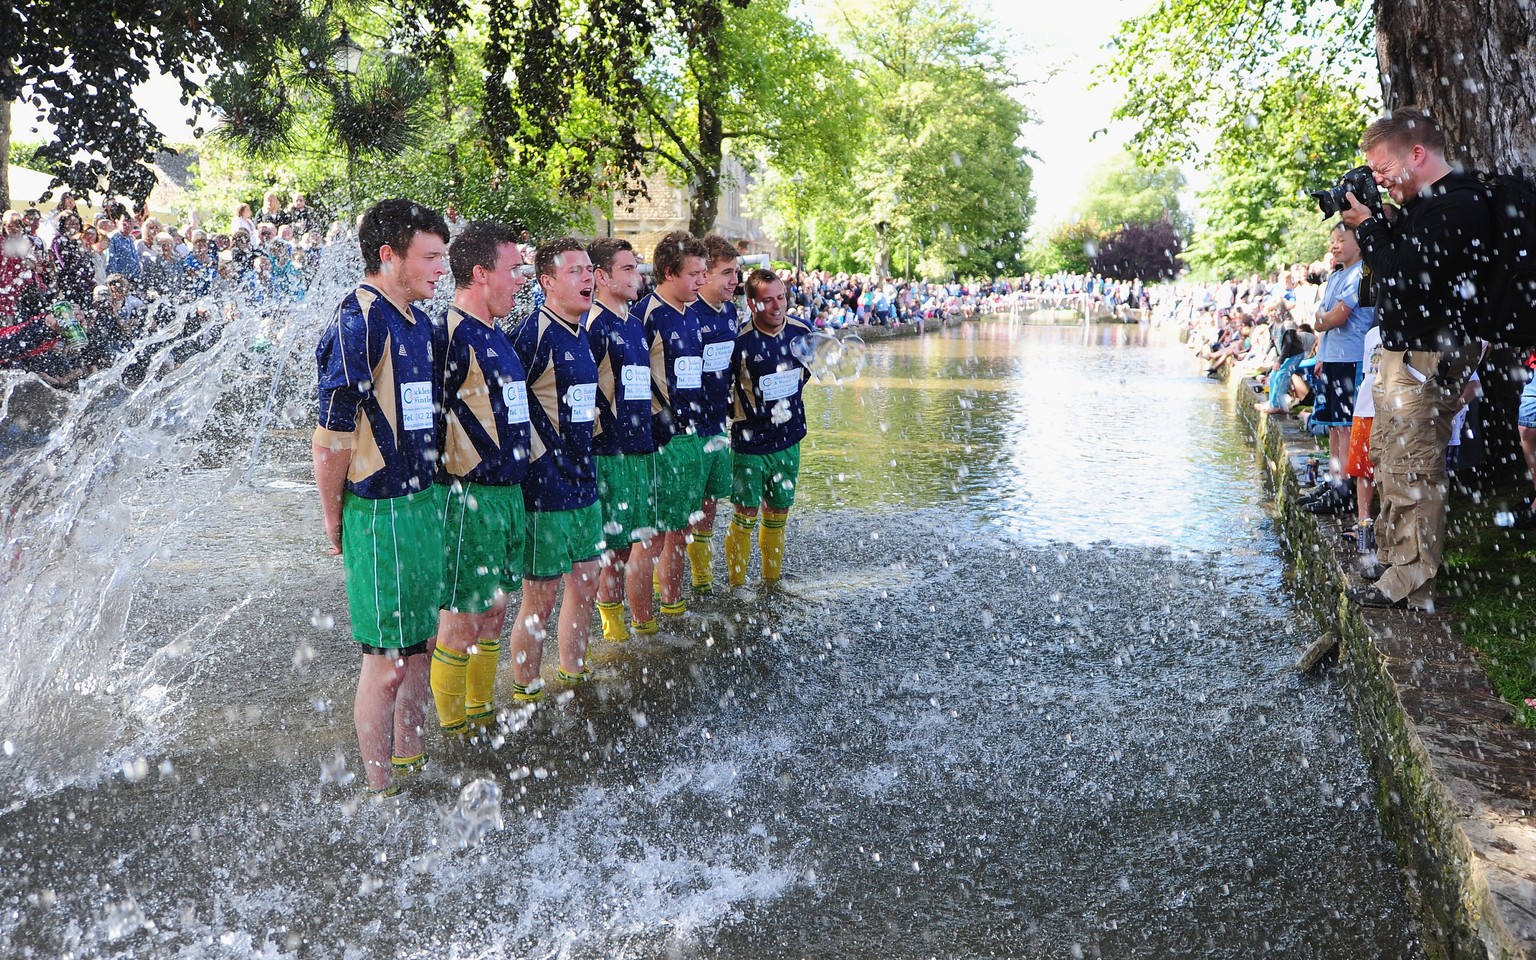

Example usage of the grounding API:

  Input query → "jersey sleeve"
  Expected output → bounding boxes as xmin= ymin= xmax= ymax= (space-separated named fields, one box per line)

xmin=315 ymin=298 xmax=373 ymax=436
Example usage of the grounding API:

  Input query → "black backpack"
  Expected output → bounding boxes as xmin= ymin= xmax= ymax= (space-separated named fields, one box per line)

xmin=1475 ymin=169 xmax=1536 ymax=348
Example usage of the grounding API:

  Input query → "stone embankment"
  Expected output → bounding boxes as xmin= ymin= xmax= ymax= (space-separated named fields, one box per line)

xmin=1242 ymin=385 xmax=1536 ymax=960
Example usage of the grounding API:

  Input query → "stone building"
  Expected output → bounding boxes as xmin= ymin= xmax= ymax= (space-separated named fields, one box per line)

xmin=596 ymin=155 xmax=774 ymax=257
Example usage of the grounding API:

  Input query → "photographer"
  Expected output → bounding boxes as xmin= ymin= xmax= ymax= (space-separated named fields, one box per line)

xmin=1339 ymin=108 xmax=1491 ymax=610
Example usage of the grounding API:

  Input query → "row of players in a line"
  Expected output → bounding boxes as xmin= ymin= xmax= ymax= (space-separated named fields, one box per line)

xmin=312 ymin=200 xmax=813 ymax=795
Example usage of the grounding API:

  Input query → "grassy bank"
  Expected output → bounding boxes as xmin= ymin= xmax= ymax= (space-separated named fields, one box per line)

xmin=1439 ymin=482 xmax=1536 ymax=727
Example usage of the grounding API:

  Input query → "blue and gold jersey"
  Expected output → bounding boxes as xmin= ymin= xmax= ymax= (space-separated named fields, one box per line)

xmin=730 ymin=317 xmax=811 ymax=456
xmin=584 ymin=300 xmax=655 ymax=456
xmin=441 ymin=305 xmax=531 ymax=486
xmin=511 ymin=305 xmax=600 ymax=512
xmin=688 ymin=296 xmax=738 ymax=438
xmin=315 ymin=282 xmax=443 ymax=500
xmin=636 ymin=291 xmax=703 ymax=446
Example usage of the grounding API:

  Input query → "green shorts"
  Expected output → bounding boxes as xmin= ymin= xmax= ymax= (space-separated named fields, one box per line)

xmin=654 ymin=432 xmax=705 ymax=532
xmin=342 ymin=485 xmax=445 ymax=649
xmin=597 ymin=452 xmax=658 ymax=548
xmin=525 ymin=501 xmax=604 ymax=579
xmin=732 ymin=443 xmax=801 ymax=511
xmin=442 ymin=480 xmax=526 ymax=613
xmin=700 ymin=433 xmax=733 ymax=500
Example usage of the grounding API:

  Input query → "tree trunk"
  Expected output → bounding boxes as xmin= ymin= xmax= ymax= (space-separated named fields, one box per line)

xmin=0 ymin=74 xmax=12 ymax=212
xmin=1375 ymin=0 xmax=1536 ymax=483
xmin=687 ymin=0 xmax=726 ymax=238
xmin=1374 ymin=0 xmax=1536 ymax=172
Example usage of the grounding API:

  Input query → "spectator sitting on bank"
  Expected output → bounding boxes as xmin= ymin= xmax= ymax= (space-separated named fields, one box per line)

xmin=1256 ymin=325 xmax=1311 ymax=414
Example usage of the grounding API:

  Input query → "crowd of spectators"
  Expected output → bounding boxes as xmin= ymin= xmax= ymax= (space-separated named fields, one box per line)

xmin=781 ymin=270 xmax=1150 ymax=331
xmin=0 ymin=191 xmax=343 ymax=387
xmin=4 ymin=184 xmax=1168 ymax=395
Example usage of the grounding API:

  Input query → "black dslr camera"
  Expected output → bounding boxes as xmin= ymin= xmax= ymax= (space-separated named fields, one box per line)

xmin=1309 ymin=165 xmax=1384 ymax=219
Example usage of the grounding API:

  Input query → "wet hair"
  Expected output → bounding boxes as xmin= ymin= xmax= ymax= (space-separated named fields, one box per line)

xmin=701 ymin=233 xmax=738 ymax=270
xmin=587 ymin=237 xmax=634 ymax=275
xmin=1362 ymin=107 xmax=1446 ymax=156
xmin=651 ymin=230 xmax=706 ymax=282
xmin=744 ymin=267 xmax=780 ymax=301
xmin=535 ymin=237 xmax=587 ymax=285
xmin=449 ymin=220 xmax=521 ymax=288
xmin=358 ymin=198 xmax=450 ymax=275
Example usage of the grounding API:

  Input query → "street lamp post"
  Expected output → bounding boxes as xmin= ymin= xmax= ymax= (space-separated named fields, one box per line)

xmin=791 ymin=172 xmax=804 ymax=274
xmin=332 ymin=24 xmax=364 ymax=214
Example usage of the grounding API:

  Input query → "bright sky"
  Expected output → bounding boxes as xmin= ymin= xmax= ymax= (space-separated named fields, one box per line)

xmin=12 ymin=0 xmax=1153 ymax=233
xmin=991 ymin=0 xmax=1155 ymax=234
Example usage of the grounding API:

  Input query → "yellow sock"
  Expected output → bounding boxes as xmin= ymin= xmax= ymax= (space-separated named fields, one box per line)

xmin=760 ymin=508 xmax=789 ymax=582
xmin=596 ymin=601 xmax=629 ymax=641
xmin=511 ymin=679 xmax=544 ymax=703
xmin=465 ymin=638 xmax=499 ymax=722
xmin=430 ymin=647 xmax=470 ymax=732
xmin=659 ymin=598 xmax=687 ymax=616
xmin=631 ymin=617 xmax=659 ymax=634
xmin=391 ymin=751 xmax=426 ymax=776
xmin=687 ymin=538 xmax=714 ymax=590
xmin=725 ymin=512 xmax=757 ymax=587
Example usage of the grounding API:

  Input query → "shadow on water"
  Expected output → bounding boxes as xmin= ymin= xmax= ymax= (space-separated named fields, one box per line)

xmin=1 ymin=318 xmax=1421 ymax=958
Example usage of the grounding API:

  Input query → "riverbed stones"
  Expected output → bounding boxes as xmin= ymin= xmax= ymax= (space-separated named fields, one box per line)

xmin=1243 ymin=383 xmax=1536 ymax=960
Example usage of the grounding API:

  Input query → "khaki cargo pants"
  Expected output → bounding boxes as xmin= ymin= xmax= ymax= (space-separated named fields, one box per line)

xmin=1368 ymin=348 xmax=1467 ymax=609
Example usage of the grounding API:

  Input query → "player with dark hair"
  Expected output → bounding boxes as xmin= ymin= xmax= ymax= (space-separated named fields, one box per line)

xmin=313 ymin=197 xmax=450 ymax=796
xmin=585 ymin=237 xmax=660 ymax=641
xmin=431 ymin=220 xmax=530 ymax=737
xmin=725 ymin=269 xmax=811 ymax=587
xmin=507 ymin=238 xmax=603 ymax=700
xmin=683 ymin=233 xmax=740 ymax=593
xmin=636 ymin=230 xmax=709 ymax=617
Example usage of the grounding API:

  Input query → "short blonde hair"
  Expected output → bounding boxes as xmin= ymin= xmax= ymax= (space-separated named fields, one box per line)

xmin=1362 ymin=107 xmax=1447 ymax=156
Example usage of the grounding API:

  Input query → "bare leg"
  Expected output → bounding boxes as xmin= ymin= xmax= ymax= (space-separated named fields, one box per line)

xmin=627 ymin=535 xmax=656 ymax=622
xmin=393 ymin=650 xmax=432 ymax=762
xmin=1356 ymin=475 xmax=1376 ymax=524
xmin=354 ymin=653 xmax=409 ymax=791
xmin=558 ymin=558 xmax=601 ymax=674
xmin=597 ymin=547 xmax=627 ymax=606
xmin=658 ymin=530 xmax=688 ymax=606
xmin=509 ymin=579 xmax=560 ymax=687
xmin=1328 ymin=425 xmax=1349 ymax=487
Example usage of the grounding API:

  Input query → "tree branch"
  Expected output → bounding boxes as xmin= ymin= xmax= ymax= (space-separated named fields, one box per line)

xmin=642 ymin=96 xmax=703 ymax=174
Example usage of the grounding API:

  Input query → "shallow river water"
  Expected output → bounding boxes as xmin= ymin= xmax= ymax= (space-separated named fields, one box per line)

xmin=1 ymin=318 xmax=1421 ymax=958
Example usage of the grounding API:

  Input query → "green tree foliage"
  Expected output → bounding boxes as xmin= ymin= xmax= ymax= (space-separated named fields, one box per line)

xmin=0 ymin=0 xmax=306 ymax=209
xmin=1030 ymin=218 xmax=1101 ymax=276
xmin=402 ymin=0 xmax=859 ymax=236
xmin=208 ymin=4 xmax=437 ymax=217
xmin=1098 ymin=0 xmax=1376 ymax=278
xmin=1099 ymin=0 xmax=1374 ymax=167
xmin=783 ymin=0 xmax=1034 ymax=277
xmin=1079 ymin=151 xmax=1190 ymax=236
xmin=1183 ymin=68 xmax=1372 ymax=277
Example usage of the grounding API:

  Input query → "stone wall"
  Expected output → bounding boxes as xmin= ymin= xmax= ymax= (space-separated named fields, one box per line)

xmin=1242 ymin=391 xmax=1536 ymax=960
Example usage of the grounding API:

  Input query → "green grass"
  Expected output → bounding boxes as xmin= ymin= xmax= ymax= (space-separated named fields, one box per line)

xmin=1438 ymin=482 xmax=1536 ymax=727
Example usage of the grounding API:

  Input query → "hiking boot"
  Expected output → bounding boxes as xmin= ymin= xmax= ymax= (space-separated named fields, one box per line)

xmin=1347 ymin=585 xmax=1409 ymax=609
xmin=1303 ymin=486 xmax=1354 ymax=515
